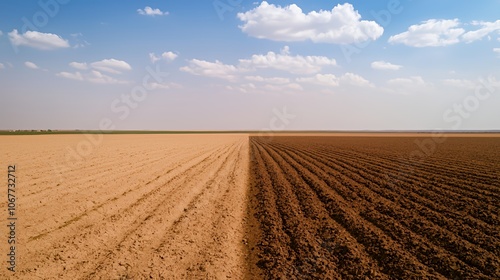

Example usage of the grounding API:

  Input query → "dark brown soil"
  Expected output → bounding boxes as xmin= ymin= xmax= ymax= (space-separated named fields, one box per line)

xmin=248 ymin=136 xmax=500 ymax=280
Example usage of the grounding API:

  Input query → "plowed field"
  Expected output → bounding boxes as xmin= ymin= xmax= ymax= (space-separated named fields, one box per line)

xmin=1 ymin=134 xmax=499 ymax=279
xmin=248 ymin=136 xmax=500 ymax=279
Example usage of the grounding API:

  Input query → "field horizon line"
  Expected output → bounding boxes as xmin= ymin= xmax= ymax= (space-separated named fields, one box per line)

xmin=1 ymin=129 xmax=500 ymax=136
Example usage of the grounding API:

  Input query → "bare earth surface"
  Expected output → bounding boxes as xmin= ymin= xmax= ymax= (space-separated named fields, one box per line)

xmin=248 ymin=136 xmax=500 ymax=279
xmin=0 ymin=134 xmax=249 ymax=279
xmin=1 ymin=134 xmax=499 ymax=279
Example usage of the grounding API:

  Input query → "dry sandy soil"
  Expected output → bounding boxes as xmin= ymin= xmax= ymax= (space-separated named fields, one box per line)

xmin=0 ymin=133 xmax=499 ymax=279
xmin=0 ymin=134 xmax=249 ymax=279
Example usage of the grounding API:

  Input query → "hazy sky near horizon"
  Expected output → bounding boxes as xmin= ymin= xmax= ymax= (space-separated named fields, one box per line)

xmin=0 ymin=0 xmax=499 ymax=131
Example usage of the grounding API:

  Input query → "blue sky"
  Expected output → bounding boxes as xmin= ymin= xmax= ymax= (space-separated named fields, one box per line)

xmin=0 ymin=0 xmax=499 ymax=130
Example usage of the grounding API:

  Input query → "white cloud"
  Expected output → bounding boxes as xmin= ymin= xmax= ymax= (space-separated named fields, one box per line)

xmin=371 ymin=60 xmax=402 ymax=70
xmin=149 ymin=83 xmax=171 ymax=90
xmin=56 ymin=71 xmax=84 ymax=81
xmin=245 ymin=75 xmax=290 ymax=84
xmin=145 ymin=82 xmax=182 ymax=90
xmin=8 ymin=29 xmax=70 ymax=50
xmin=181 ymin=47 xmax=337 ymax=82
xmin=239 ymin=47 xmax=337 ymax=75
xmin=162 ymin=51 xmax=178 ymax=61
xmin=149 ymin=51 xmax=178 ymax=63
xmin=0 ymin=30 xmax=3 ymax=36
xmin=297 ymin=74 xmax=339 ymax=87
xmin=494 ymin=48 xmax=500 ymax=57
xmin=462 ymin=20 xmax=500 ymax=43
xmin=340 ymin=72 xmax=373 ymax=87
xmin=57 ymin=61 xmax=131 ymax=85
xmin=263 ymin=83 xmax=303 ymax=92
xmin=87 ymin=70 xmax=129 ymax=85
xmin=296 ymin=73 xmax=372 ymax=88
xmin=389 ymin=19 xmax=500 ymax=47
xmin=137 ymin=6 xmax=168 ymax=16
xmin=180 ymin=59 xmax=242 ymax=81
xmin=387 ymin=76 xmax=425 ymax=87
xmin=24 ymin=61 xmax=40 ymax=70
xmin=388 ymin=19 xmax=464 ymax=47
xmin=90 ymin=59 xmax=132 ymax=74
xmin=237 ymin=2 xmax=383 ymax=44
xmin=225 ymin=83 xmax=256 ymax=93
xmin=0 ymin=63 xmax=4 ymax=69
xmin=225 ymin=82 xmax=303 ymax=93
xmin=69 ymin=62 xmax=88 ymax=70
